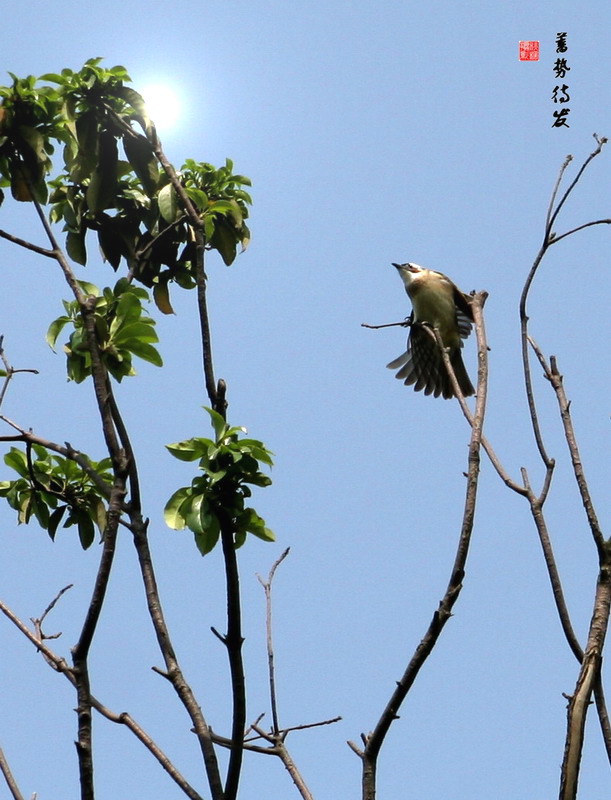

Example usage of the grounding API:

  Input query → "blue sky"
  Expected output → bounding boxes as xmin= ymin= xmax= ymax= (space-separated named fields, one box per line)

xmin=0 ymin=1 xmax=610 ymax=798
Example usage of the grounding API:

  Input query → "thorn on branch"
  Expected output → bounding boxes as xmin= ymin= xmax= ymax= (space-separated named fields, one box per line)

xmin=151 ymin=666 xmax=171 ymax=681
xmin=347 ymin=739 xmax=364 ymax=757
xmin=210 ymin=626 xmax=227 ymax=644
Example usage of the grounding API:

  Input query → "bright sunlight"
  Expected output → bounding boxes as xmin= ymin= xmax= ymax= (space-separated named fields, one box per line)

xmin=139 ymin=83 xmax=182 ymax=130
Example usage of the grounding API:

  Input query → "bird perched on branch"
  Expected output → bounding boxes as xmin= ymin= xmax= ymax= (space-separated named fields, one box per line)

xmin=387 ymin=262 xmax=474 ymax=399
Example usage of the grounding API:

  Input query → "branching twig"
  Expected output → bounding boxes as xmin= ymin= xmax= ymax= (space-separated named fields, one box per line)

xmin=528 ymin=343 xmax=606 ymax=559
xmin=0 ymin=339 xmax=39 ymax=411
xmin=516 ymin=138 xmax=611 ymax=794
xmin=0 ymin=597 xmax=205 ymax=800
xmin=257 ymin=547 xmax=291 ymax=735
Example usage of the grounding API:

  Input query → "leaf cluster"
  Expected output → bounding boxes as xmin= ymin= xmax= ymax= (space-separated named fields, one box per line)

xmin=0 ymin=72 xmax=62 ymax=203
xmin=46 ymin=278 xmax=162 ymax=382
xmin=0 ymin=60 xmax=253 ymax=314
xmin=0 ymin=444 xmax=112 ymax=548
xmin=164 ymin=408 xmax=274 ymax=555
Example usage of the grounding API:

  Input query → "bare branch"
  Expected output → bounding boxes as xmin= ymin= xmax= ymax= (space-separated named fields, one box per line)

xmin=257 ymin=547 xmax=291 ymax=735
xmin=129 ymin=516 xmax=224 ymax=799
xmin=547 ymin=134 xmax=607 ymax=237
xmin=545 ymin=154 xmax=572 ymax=232
xmin=0 ymin=340 xmax=39 ymax=412
xmin=528 ymin=342 xmax=606 ymax=559
xmin=560 ymin=564 xmax=611 ymax=800
xmin=356 ymin=290 xmax=489 ymax=800
xmin=0 ymin=747 xmax=26 ymax=800
xmin=0 ymin=228 xmax=56 ymax=258
xmin=549 ymin=218 xmax=611 ymax=246
xmin=360 ymin=319 xmax=411 ymax=330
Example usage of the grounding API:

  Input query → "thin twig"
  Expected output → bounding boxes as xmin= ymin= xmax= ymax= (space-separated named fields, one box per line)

xmin=360 ymin=319 xmax=411 ymax=330
xmin=549 ymin=219 xmax=611 ymax=246
xmin=0 ymin=339 xmax=39 ymax=411
xmin=546 ymin=135 xmax=607 ymax=237
xmin=257 ymin=547 xmax=291 ymax=735
xmin=528 ymin=343 xmax=606 ymax=558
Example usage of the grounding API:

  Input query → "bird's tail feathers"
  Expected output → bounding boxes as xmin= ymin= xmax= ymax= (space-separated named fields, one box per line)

xmin=450 ymin=350 xmax=475 ymax=397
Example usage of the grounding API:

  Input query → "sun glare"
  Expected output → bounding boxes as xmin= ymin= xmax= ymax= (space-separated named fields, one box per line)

xmin=140 ymin=83 xmax=182 ymax=130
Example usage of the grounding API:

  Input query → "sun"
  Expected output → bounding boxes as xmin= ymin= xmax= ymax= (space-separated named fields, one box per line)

xmin=139 ymin=83 xmax=182 ymax=131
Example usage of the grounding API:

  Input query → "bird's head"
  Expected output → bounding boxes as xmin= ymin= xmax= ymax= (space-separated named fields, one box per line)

xmin=392 ymin=262 xmax=426 ymax=288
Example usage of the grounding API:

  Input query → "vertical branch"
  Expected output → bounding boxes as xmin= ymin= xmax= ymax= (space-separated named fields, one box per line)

xmin=559 ymin=563 xmax=611 ymax=800
xmin=146 ymin=128 xmax=220 ymax=409
xmin=129 ymin=515 xmax=225 ymax=800
xmin=0 ymin=748 xmax=25 ymax=800
xmin=28 ymin=195 xmax=124 ymax=468
xmin=150 ymin=129 xmax=242 ymax=795
xmin=257 ymin=548 xmax=291 ymax=736
xmin=526 ymin=343 xmax=611 ymax=762
xmin=218 ymin=511 xmax=246 ymax=800
xmin=21 ymin=184 xmax=131 ymax=799
xmin=70 ymin=478 xmax=126 ymax=800
xmin=353 ymin=291 xmax=488 ymax=800
xmin=516 ymin=141 xmax=611 ymax=793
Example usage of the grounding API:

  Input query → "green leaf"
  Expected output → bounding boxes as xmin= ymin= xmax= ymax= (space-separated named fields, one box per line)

xmin=209 ymin=219 xmax=237 ymax=266
xmin=4 ymin=448 xmax=29 ymax=478
xmin=46 ymin=316 xmax=71 ymax=350
xmin=76 ymin=510 xmax=95 ymax=549
xmin=158 ymin=183 xmax=180 ymax=223
xmin=98 ymin=223 xmax=123 ymax=269
xmin=47 ymin=505 xmax=67 ymax=540
xmin=111 ymin=320 xmax=158 ymax=344
xmin=204 ymin=407 xmax=228 ymax=441
xmin=86 ymin=132 xmax=118 ymax=213
xmin=124 ymin=339 xmax=162 ymax=367
xmin=66 ymin=229 xmax=87 ymax=266
xmin=185 ymin=492 xmax=206 ymax=535
xmin=123 ymin=133 xmax=158 ymax=196
xmin=194 ymin=510 xmax=221 ymax=556
xmin=165 ymin=439 xmax=210 ymax=462
xmin=163 ymin=487 xmax=191 ymax=528
xmin=153 ymin=280 xmax=175 ymax=315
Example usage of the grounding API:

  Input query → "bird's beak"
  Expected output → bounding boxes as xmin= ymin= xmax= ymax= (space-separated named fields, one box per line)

xmin=392 ymin=262 xmax=401 ymax=269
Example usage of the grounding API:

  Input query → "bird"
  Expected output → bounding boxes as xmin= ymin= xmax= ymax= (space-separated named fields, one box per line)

xmin=387 ymin=262 xmax=475 ymax=399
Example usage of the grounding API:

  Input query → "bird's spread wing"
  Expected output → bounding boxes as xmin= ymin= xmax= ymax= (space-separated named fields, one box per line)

xmin=387 ymin=321 xmax=474 ymax=398
xmin=387 ymin=324 xmax=449 ymax=398
xmin=456 ymin=307 xmax=473 ymax=340
xmin=453 ymin=289 xmax=474 ymax=340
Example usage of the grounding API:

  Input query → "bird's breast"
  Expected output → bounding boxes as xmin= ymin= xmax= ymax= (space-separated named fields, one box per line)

xmin=408 ymin=280 xmax=459 ymax=346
